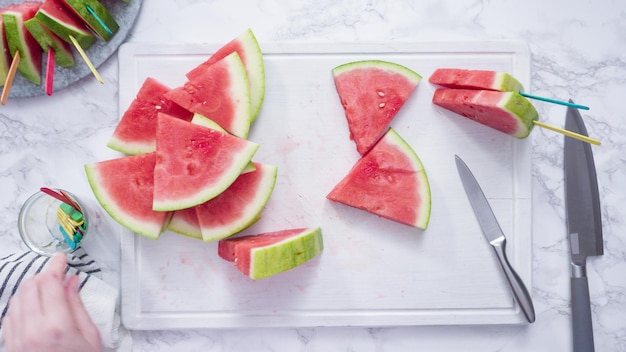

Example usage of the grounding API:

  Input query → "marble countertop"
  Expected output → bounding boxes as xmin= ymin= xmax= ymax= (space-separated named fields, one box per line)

xmin=1 ymin=0 xmax=625 ymax=351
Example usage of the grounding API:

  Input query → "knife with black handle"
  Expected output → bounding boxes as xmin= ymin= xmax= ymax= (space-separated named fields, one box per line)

xmin=564 ymin=103 xmax=603 ymax=352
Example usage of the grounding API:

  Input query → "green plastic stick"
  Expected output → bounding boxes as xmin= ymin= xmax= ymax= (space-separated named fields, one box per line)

xmin=520 ymin=92 xmax=589 ymax=110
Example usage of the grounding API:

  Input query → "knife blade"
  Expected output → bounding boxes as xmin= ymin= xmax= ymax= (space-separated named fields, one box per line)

xmin=455 ymin=155 xmax=535 ymax=323
xmin=564 ymin=102 xmax=603 ymax=352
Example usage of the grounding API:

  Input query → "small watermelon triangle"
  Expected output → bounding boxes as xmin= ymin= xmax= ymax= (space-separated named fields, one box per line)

xmin=332 ymin=60 xmax=421 ymax=155
xmin=187 ymin=28 xmax=265 ymax=121
xmin=153 ymin=113 xmax=259 ymax=212
xmin=327 ymin=128 xmax=431 ymax=230
xmin=168 ymin=207 xmax=202 ymax=239
xmin=165 ymin=52 xmax=252 ymax=139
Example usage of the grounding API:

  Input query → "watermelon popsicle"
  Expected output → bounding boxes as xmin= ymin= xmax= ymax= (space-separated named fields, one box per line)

xmin=35 ymin=0 xmax=97 ymax=48
xmin=2 ymin=3 xmax=43 ymax=86
xmin=60 ymin=0 xmax=119 ymax=41
xmin=429 ymin=68 xmax=589 ymax=110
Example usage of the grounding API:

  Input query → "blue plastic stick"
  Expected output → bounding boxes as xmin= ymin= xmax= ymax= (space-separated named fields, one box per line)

xmin=519 ymin=92 xmax=590 ymax=110
xmin=86 ymin=5 xmax=113 ymax=35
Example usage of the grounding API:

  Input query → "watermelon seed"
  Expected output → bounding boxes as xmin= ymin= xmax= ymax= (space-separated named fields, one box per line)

xmin=377 ymin=91 xmax=385 ymax=97
xmin=379 ymin=103 xmax=386 ymax=108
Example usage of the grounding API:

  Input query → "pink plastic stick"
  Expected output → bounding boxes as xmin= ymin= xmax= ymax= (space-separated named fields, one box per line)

xmin=45 ymin=49 xmax=55 ymax=96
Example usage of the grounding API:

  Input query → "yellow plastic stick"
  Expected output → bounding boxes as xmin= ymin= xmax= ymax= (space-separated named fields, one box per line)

xmin=1 ymin=51 xmax=21 ymax=105
xmin=533 ymin=120 xmax=601 ymax=146
xmin=69 ymin=35 xmax=104 ymax=84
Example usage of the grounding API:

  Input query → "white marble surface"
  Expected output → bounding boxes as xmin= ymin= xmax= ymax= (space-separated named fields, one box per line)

xmin=1 ymin=0 xmax=625 ymax=351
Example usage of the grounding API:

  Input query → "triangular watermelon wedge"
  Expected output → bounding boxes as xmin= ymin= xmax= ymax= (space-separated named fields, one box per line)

xmin=25 ymin=18 xmax=74 ymax=67
xmin=332 ymin=60 xmax=421 ymax=155
xmin=168 ymin=207 xmax=202 ymax=239
xmin=196 ymin=162 xmax=277 ymax=242
xmin=187 ymin=28 xmax=265 ymax=121
xmin=108 ymin=77 xmax=193 ymax=155
xmin=85 ymin=152 xmax=171 ymax=240
xmin=165 ymin=52 xmax=252 ymax=139
xmin=153 ymin=113 xmax=259 ymax=211
xmin=35 ymin=0 xmax=96 ymax=49
xmin=3 ymin=3 xmax=43 ymax=85
xmin=327 ymin=128 xmax=431 ymax=230
xmin=218 ymin=227 xmax=323 ymax=280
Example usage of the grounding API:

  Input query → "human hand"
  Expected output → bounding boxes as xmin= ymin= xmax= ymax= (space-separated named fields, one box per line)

xmin=2 ymin=253 xmax=102 ymax=352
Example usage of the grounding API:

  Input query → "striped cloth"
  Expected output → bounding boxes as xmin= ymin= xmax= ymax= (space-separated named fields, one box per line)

xmin=0 ymin=248 xmax=101 ymax=328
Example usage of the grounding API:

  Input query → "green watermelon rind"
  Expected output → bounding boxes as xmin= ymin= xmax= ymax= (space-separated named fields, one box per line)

xmin=383 ymin=129 xmax=432 ymax=230
xmin=493 ymin=72 xmax=525 ymax=93
xmin=35 ymin=8 xmax=96 ymax=48
xmin=199 ymin=163 xmax=278 ymax=242
xmin=332 ymin=60 xmax=422 ymax=84
xmin=24 ymin=18 xmax=75 ymax=67
xmin=499 ymin=92 xmax=538 ymax=138
xmin=239 ymin=29 xmax=265 ymax=122
xmin=84 ymin=163 xmax=167 ymax=240
xmin=167 ymin=209 xmax=202 ymax=240
xmin=3 ymin=11 xmax=41 ymax=85
xmin=249 ymin=227 xmax=324 ymax=280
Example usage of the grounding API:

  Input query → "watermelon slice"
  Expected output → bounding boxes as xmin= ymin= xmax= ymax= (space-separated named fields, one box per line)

xmin=165 ymin=52 xmax=252 ymax=139
xmin=429 ymin=68 xmax=524 ymax=93
xmin=332 ymin=60 xmax=421 ymax=155
xmin=60 ymin=0 xmax=119 ymax=41
xmin=432 ymin=89 xmax=538 ymax=138
xmin=153 ymin=113 xmax=259 ymax=211
xmin=34 ymin=0 xmax=96 ymax=48
xmin=3 ymin=3 xmax=43 ymax=85
xmin=187 ymin=29 xmax=265 ymax=121
xmin=0 ymin=9 xmax=12 ymax=86
xmin=196 ymin=162 xmax=278 ymax=242
xmin=108 ymin=77 xmax=193 ymax=155
xmin=218 ymin=227 xmax=323 ymax=280
xmin=84 ymin=152 xmax=171 ymax=240
xmin=24 ymin=18 xmax=75 ymax=67
xmin=327 ymin=128 xmax=431 ymax=230
xmin=168 ymin=207 xmax=202 ymax=239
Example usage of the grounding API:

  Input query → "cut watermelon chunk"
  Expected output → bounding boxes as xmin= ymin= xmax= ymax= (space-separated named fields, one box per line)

xmin=108 ymin=77 xmax=193 ymax=155
xmin=187 ymin=29 xmax=265 ymax=121
xmin=432 ymin=89 xmax=538 ymax=138
xmin=3 ymin=2 xmax=43 ymax=85
xmin=218 ymin=227 xmax=323 ymax=280
xmin=333 ymin=60 xmax=421 ymax=155
xmin=85 ymin=152 xmax=171 ymax=240
xmin=25 ymin=18 xmax=75 ymax=67
xmin=429 ymin=68 xmax=524 ymax=93
xmin=168 ymin=207 xmax=202 ymax=239
xmin=35 ymin=0 xmax=96 ymax=48
xmin=60 ymin=0 xmax=119 ymax=41
xmin=196 ymin=162 xmax=277 ymax=242
xmin=327 ymin=128 xmax=431 ymax=230
xmin=153 ymin=113 xmax=259 ymax=211
xmin=0 ymin=9 xmax=12 ymax=86
xmin=165 ymin=52 xmax=252 ymax=139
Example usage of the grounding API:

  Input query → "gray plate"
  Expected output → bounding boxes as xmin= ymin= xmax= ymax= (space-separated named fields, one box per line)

xmin=0 ymin=0 xmax=142 ymax=98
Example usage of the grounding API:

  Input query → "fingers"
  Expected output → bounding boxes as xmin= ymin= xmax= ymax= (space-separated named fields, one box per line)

xmin=43 ymin=252 xmax=68 ymax=279
xmin=65 ymin=275 xmax=102 ymax=349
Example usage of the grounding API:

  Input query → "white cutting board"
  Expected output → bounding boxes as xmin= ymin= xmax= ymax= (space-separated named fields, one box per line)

xmin=118 ymin=40 xmax=532 ymax=329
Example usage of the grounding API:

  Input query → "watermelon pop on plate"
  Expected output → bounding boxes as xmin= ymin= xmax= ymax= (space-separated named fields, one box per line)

xmin=24 ymin=18 xmax=74 ymax=67
xmin=2 ymin=2 xmax=43 ymax=85
xmin=35 ymin=0 xmax=97 ymax=48
xmin=60 ymin=0 xmax=119 ymax=41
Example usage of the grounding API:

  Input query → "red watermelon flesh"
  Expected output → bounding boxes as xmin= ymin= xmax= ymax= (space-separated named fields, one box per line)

xmin=153 ymin=113 xmax=259 ymax=212
xmin=84 ymin=152 xmax=171 ymax=240
xmin=108 ymin=77 xmax=193 ymax=155
xmin=327 ymin=128 xmax=431 ymax=230
xmin=3 ymin=2 xmax=43 ymax=85
xmin=333 ymin=60 xmax=421 ymax=155
xmin=186 ymin=29 xmax=265 ymax=121
xmin=432 ymin=88 xmax=538 ymax=138
xmin=35 ymin=0 xmax=96 ymax=48
xmin=429 ymin=68 xmax=524 ymax=93
xmin=165 ymin=52 xmax=252 ymax=139
xmin=168 ymin=207 xmax=202 ymax=239
xmin=0 ymin=9 xmax=12 ymax=85
xmin=195 ymin=162 xmax=277 ymax=242
xmin=218 ymin=227 xmax=323 ymax=280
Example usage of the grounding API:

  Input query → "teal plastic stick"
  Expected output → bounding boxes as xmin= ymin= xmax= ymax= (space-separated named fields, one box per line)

xmin=519 ymin=92 xmax=590 ymax=110
xmin=86 ymin=5 xmax=113 ymax=35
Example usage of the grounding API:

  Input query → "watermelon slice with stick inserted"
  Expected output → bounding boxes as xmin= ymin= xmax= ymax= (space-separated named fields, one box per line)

xmin=153 ymin=113 xmax=259 ymax=211
xmin=3 ymin=2 xmax=43 ymax=85
xmin=187 ymin=28 xmax=265 ymax=121
xmin=60 ymin=0 xmax=119 ymax=41
xmin=25 ymin=18 xmax=74 ymax=67
xmin=327 ymin=128 xmax=431 ymax=230
xmin=85 ymin=152 xmax=171 ymax=240
xmin=432 ymin=89 xmax=538 ymax=138
xmin=165 ymin=52 xmax=252 ymax=139
xmin=35 ymin=0 xmax=96 ymax=49
xmin=333 ymin=60 xmax=421 ymax=155
xmin=196 ymin=162 xmax=277 ymax=242
xmin=0 ymin=9 xmax=13 ymax=86
xmin=108 ymin=77 xmax=193 ymax=155
xmin=218 ymin=227 xmax=323 ymax=280
xmin=429 ymin=68 xmax=524 ymax=93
